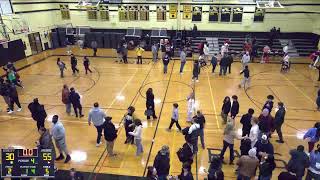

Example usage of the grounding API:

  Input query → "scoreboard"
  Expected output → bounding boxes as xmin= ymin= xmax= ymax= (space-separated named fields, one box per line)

xmin=1 ymin=149 xmax=55 ymax=178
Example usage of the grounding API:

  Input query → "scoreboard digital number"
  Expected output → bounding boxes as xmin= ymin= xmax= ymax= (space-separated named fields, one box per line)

xmin=1 ymin=149 xmax=55 ymax=178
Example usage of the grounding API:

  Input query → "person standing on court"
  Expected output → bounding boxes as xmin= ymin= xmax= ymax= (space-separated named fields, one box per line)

xmin=146 ymin=88 xmax=157 ymax=120
xmin=62 ymin=85 xmax=71 ymax=115
xmin=129 ymin=119 xmax=143 ymax=156
xmin=7 ymin=81 xmax=22 ymax=114
xmin=241 ymin=51 xmax=250 ymax=69
xmin=192 ymin=60 xmax=200 ymax=82
xmin=124 ymin=106 xmax=136 ymax=144
xmin=240 ymin=108 xmax=254 ymax=137
xmin=180 ymin=48 xmax=187 ymax=74
xmin=287 ymin=145 xmax=310 ymax=180
xmin=221 ymin=96 xmax=231 ymax=124
xmin=83 ymin=56 xmax=92 ymax=74
xmin=167 ymin=103 xmax=181 ymax=132
xmin=69 ymin=87 xmax=84 ymax=118
xmin=263 ymin=95 xmax=274 ymax=113
xmin=103 ymin=116 xmax=117 ymax=156
xmin=152 ymin=43 xmax=158 ymax=62
xmin=303 ymin=126 xmax=320 ymax=152
xmin=226 ymin=53 xmax=233 ymax=74
xmin=28 ymin=98 xmax=47 ymax=130
xmin=136 ymin=45 xmax=145 ymax=64
xmin=274 ymin=102 xmax=286 ymax=143
xmin=70 ymin=54 xmax=79 ymax=75
xmin=239 ymin=65 xmax=250 ymax=89
xmin=236 ymin=148 xmax=259 ymax=180
xmin=36 ymin=127 xmax=55 ymax=159
xmin=163 ymin=53 xmax=170 ymax=74
xmin=153 ymin=146 xmax=170 ymax=180
xmin=187 ymin=116 xmax=200 ymax=154
xmin=51 ymin=115 xmax=71 ymax=163
xmin=57 ymin=58 xmax=67 ymax=78
xmin=219 ymin=54 xmax=228 ymax=76
xmin=211 ymin=54 xmax=218 ymax=74
xmin=88 ymin=102 xmax=106 ymax=147
xmin=91 ymin=40 xmax=98 ymax=57
xmin=230 ymin=95 xmax=239 ymax=119
xmin=0 ymin=78 xmax=10 ymax=112
xmin=194 ymin=110 xmax=206 ymax=149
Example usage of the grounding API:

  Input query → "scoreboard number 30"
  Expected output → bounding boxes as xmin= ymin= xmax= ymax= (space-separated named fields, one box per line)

xmin=42 ymin=153 xmax=51 ymax=161
xmin=5 ymin=152 xmax=14 ymax=161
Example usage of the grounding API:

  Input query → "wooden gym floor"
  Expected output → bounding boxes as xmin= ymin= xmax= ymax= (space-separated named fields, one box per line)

xmin=0 ymin=47 xmax=319 ymax=179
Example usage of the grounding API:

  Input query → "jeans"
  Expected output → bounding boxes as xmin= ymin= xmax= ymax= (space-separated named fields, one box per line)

xmin=71 ymin=66 xmax=79 ymax=74
xmin=212 ymin=64 xmax=216 ymax=73
xmin=135 ymin=139 xmax=143 ymax=156
xmin=84 ymin=65 xmax=92 ymax=74
xmin=219 ymin=140 xmax=234 ymax=162
xmin=9 ymin=96 xmax=21 ymax=111
xmin=36 ymin=119 xmax=45 ymax=130
xmin=309 ymin=142 xmax=316 ymax=152
xmin=227 ymin=64 xmax=231 ymax=73
xmin=237 ymin=175 xmax=250 ymax=180
xmin=59 ymin=68 xmax=64 ymax=78
xmin=219 ymin=66 xmax=227 ymax=75
xmin=73 ymin=104 xmax=83 ymax=117
xmin=199 ymin=128 xmax=205 ymax=148
xmin=137 ymin=56 xmax=142 ymax=64
xmin=65 ymin=103 xmax=71 ymax=114
xmin=275 ymin=124 xmax=283 ymax=141
xmin=164 ymin=65 xmax=168 ymax=74
xmin=123 ymin=55 xmax=128 ymax=64
xmin=106 ymin=140 xmax=115 ymax=156
xmin=306 ymin=170 xmax=320 ymax=180
xmin=168 ymin=118 xmax=181 ymax=131
xmin=152 ymin=53 xmax=157 ymax=61
xmin=93 ymin=48 xmax=97 ymax=56
xmin=259 ymin=175 xmax=272 ymax=180
xmin=95 ymin=124 xmax=104 ymax=144
xmin=180 ymin=62 xmax=186 ymax=73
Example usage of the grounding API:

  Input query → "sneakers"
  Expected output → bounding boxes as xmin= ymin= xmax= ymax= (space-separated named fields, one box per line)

xmin=166 ymin=128 xmax=171 ymax=132
xmin=276 ymin=140 xmax=284 ymax=143
xmin=55 ymin=154 xmax=64 ymax=161
xmin=17 ymin=108 xmax=22 ymax=112
xmin=7 ymin=110 xmax=13 ymax=114
xmin=80 ymin=114 xmax=84 ymax=118
xmin=96 ymin=142 xmax=102 ymax=147
xmin=64 ymin=155 xmax=71 ymax=163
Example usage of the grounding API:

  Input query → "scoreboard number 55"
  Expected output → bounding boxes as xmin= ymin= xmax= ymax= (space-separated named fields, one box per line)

xmin=42 ymin=153 xmax=51 ymax=161
xmin=5 ymin=153 xmax=14 ymax=161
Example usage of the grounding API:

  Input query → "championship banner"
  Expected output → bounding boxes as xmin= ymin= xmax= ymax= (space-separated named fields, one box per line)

xmin=192 ymin=6 xmax=202 ymax=21
xmin=183 ymin=5 xmax=191 ymax=19
xmin=169 ymin=4 xmax=177 ymax=19
xmin=99 ymin=4 xmax=109 ymax=21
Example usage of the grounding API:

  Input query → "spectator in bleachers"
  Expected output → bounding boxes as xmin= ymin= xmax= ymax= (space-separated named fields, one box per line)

xmin=261 ymin=45 xmax=271 ymax=63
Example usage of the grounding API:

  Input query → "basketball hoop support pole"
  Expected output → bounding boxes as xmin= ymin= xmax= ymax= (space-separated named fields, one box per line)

xmin=0 ymin=13 xmax=10 ymax=41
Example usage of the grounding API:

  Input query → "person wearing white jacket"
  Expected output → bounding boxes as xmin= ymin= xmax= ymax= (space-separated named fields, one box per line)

xmin=249 ymin=117 xmax=260 ymax=148
xmin=188 ymin=119 xmax=200 ymax=154
xmin=129 ymin=119 xmax=143 ymax=156
xmin=51 ymin=115 xmax=71 ymax=163
xmin=241 ymin=51 xmax=251 ymax=69
xmin=203 ymin=43 xmax=210 ymax=62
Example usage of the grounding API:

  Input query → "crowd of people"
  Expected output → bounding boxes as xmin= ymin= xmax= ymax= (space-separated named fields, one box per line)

xmin=2 ymin=33 xmax=320 ymax=180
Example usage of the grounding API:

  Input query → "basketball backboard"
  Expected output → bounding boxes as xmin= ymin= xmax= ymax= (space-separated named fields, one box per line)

xmin=256 ymin=0 xmax=284 ymax=9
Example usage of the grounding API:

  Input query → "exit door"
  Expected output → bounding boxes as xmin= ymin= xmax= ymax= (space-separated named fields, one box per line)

xmin=28 ymin=32 xmax=43 ymax=55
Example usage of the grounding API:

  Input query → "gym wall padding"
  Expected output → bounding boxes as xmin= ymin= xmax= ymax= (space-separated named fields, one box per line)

xmin=51 ymin=32 xmax=60 ymax=48
xmin=0 ymin=39 xmax=26 ymax=66
xmin=93 ymin=32 xmax=104 ymax=48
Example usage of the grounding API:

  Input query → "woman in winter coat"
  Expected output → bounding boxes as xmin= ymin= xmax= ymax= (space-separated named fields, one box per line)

xmin=146 ymin=88 xmax=157 ymax=120
xmin=62 ymin=84 xmax=71 ymax=115
xmin=124 ymin=106 xmax=136 ymax=144
xmin=259 ymin=154 xmax=276 ymax=180
xmin=153 ymin=145 xmax=170 ymax=180
xmin=129 ymin=119 xmax=143 ymax=156
xmin=37 ymin=127 xmax=56 ymax=159
xmin=221 ymin=96 xmax=231 ymax=124
xmin=103 ymin=117 xmax=117 ymax=156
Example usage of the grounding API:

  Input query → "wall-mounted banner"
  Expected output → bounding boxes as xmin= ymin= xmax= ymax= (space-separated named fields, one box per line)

xmin=157 ymin=5 xmax=166 ymax=21
xmin=192 ymin=6 xmax=202 ymax=22
xmin=139 ymin=5 xmax=149 ymax=21
xmin=183 ymin=5 xmax=192 ymax=19
xmin=118 ymin=5 xmax=129 ymax=21
xmin=209 ymin=6 xmax=219 ymax=22
xmin=99 ymin=4 xmax=109 ymax=21
xmin=169 ymin=4 xmax=177 ymax=19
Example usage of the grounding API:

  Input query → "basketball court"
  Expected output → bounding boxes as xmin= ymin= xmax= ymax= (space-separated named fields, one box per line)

xmin=0 ymin=46 xmax=318 ymax=179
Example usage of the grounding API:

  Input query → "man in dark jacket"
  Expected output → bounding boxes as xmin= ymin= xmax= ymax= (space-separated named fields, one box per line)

xmin=69 ymin=87 xmax=83 ymax=118
xmin=274 ymin=102 xmax=286 ymax=143
xmin=70 ymin=54 xmax=79 ymax=75
xmin=153 ymin=145 xmax=170 ymax=180
xmin=254 ymin=134 xmax=274 ymax=161
xmin=211 ymin=54 xmax=218 ymax=73
xmin=230 ymin=95 xmax=239 ymax=119
xmin=103 ymin=117 xmax=117 ymax=156
xmin=193 ymin=111 xmax=206 ymax=149
xmin=219 ymin=55 xmax=228 ymax=76
xmin=28 ymin=98 xmax=47 ymax=130
xmin=287 ymin=145 xmax=310 ymax=180
xmin=0 ymin=78 xmax=10 ymax=112
xmin=7 ymin=81 xmax=22 ymax=114
xmin=179 ymin=141 xmax=194 ymax=165
xmin=240 ymin=108 xmax=254 ymax=137
xmin=226 ymin=54 xmax=233 ymax=74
